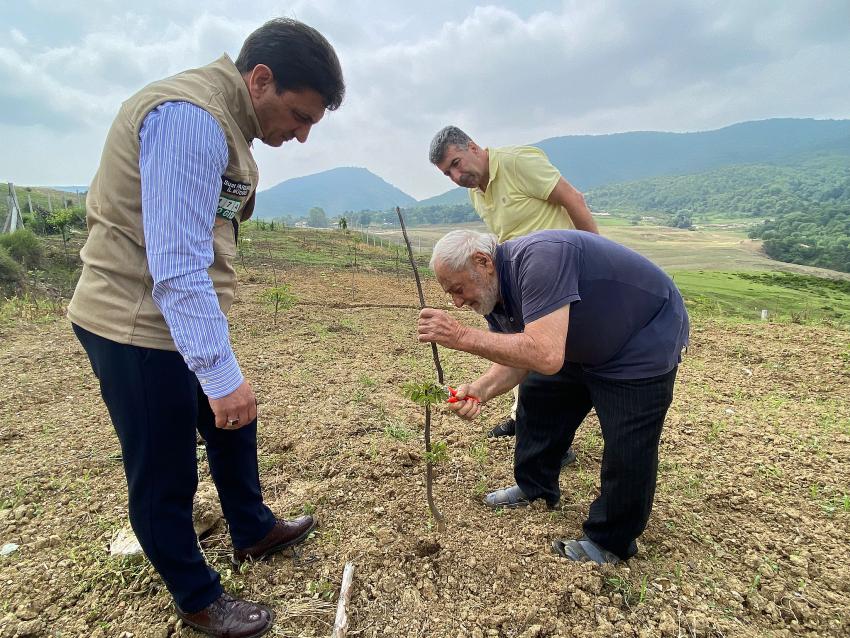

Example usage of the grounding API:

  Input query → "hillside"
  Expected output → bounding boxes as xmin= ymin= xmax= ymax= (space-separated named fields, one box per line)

xmin=0 ymin=185 xmax=84 ymax=221
xmin=584 ymin=153 xmax=850 ymax=272
xmin=254 ymin=166 xmax=416 ymax=218
xmin=585 ymin=153 xmax=850 ymax=218
xmin=416 ymin=187 xmax=469 ymax=207
xmin=536 ymin=118 xmax=850 ymax=190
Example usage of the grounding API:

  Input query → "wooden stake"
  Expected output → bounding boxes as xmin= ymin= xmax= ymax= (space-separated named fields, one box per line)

xmin=396 ymin=206 xmax=446 ymax=532
xmin=331 ymin=562 xmax=355 ymax=638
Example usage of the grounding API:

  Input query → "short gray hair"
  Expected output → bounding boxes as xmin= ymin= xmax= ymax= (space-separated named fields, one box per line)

xmin=429 ymin=125 xmax=472 ymax=164
xmin=430 ymin=230 xmax=498 ymax=271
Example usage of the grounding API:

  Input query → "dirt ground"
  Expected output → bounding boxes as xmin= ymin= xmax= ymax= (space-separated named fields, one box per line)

xmin=1 ymin=265 xmax=848 ymax=637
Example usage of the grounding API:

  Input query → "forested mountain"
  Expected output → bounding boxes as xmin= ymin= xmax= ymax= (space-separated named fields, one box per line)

xmin=536 ymin=118 xmax=850 ymax=190
xmin=585 ymin=153 xmax=850 ymax=218
xmin=254 ymin=167 xmax=415 ymax=218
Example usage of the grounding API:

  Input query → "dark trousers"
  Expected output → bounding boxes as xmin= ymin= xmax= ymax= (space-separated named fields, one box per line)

xmin=73 ymin=324 xmax=276 ymax=613
xmin=515 ymin=362 xmax=677 ymax=559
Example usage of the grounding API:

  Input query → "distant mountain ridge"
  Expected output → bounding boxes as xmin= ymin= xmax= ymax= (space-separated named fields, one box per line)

xmin=536 ymin=118 xmax=850 ymax=190
xmin=254 ymin=166 xmax=415 ymax=218
xmin=253 ymin=118 xmax=850 ymax=217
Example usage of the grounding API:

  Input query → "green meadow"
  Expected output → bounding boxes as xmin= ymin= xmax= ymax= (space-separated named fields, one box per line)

xmin=670 ymin=270 xmax=850 ymax=325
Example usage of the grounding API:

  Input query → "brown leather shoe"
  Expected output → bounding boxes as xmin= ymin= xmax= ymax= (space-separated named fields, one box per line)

xmin=232 ymin=515 xmax=316 ymax=566
xmin=176 ymin=593 xmax=274 ymax=638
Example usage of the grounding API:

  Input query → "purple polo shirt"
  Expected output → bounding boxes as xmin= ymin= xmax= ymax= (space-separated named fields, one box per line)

xmin=485 ymin=230 xmax=689 ymax=379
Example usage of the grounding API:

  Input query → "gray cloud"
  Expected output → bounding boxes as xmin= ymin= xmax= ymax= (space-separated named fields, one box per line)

xmin=2 ymin=1 xmax=849 ymax=199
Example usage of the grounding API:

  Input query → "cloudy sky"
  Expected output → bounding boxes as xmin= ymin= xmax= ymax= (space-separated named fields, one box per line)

xmin=2 ymin=1 xmax=849 ymax=199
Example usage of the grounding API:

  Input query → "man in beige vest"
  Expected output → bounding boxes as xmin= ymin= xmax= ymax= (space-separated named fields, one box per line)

xmin=69 ymin=19 xmax=344 ymax=637
xmin=429 ymin=126 xmax=598 ymax=504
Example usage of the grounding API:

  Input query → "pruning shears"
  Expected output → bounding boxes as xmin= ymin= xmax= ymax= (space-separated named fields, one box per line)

xmin=445 ymin=386 xmax=481 ymax=404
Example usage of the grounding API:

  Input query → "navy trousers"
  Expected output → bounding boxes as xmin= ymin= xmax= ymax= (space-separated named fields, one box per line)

xmin=515 ymin=362 xmax=677 ymax=559
xmin=73 ymin=324 xmax=276 ymax=613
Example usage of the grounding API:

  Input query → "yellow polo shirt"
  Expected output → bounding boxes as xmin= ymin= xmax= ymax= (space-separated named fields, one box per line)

xmin=469 ymin=145 xmax=574 ymax=242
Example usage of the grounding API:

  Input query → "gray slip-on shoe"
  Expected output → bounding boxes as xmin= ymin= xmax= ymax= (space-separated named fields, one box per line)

xmin=551 ymin=535 xmax=622 ymax=565
xmin=483 ymin=484 xmax=530 ymax=508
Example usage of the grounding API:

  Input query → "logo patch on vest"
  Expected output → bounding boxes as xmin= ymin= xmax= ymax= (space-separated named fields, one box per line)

xmin=217 ymin=178 xmax=252 ymax=220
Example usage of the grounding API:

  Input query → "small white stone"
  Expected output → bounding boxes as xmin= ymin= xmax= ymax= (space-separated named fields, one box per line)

xmin=0 ymin=543 xmax=19 ymax=556
xmin=109 ymin=527 xmax=143 ymax=557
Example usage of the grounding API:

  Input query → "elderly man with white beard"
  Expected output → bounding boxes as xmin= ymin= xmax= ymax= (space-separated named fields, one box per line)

xmin=417 ymin=229 xmax=689 ymax=563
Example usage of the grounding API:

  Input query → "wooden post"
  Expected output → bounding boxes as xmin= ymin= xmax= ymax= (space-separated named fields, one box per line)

xmin=3 ymin=183 xmax=23 ymax=233
xmin=331 ymin=562 xmax=355 ymax=638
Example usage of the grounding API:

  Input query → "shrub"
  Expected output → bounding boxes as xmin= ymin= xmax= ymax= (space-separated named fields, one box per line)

xmin=0 ymin=246 xmax=24 ymax=295
xmin=0 ymin=228 xmax=43 ymax=268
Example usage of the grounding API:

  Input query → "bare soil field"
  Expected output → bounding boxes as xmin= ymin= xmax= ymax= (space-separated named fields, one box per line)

xmin=1 ymin=264 xmax=848 ymax=637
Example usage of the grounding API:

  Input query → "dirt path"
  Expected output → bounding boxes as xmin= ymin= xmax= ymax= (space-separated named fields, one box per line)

xmin=1 ymin=268 xmax=848 ymax=637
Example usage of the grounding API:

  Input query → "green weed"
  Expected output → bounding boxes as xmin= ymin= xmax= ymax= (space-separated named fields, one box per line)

xmin=473 ymin=478 xmax=488 ymax=497
xmin=359 ymin=375 xmax=377 ymax=387
xmin=384 ymin=422 xmax=413 ymax=442
xmin=707 ymin=420 xmax=726 ymax=441
xmin=605 ymin=574 xmax=648 ymax=609
xmin=306 ymin=578 xmax=336 ymax=601
xmin=469 ymin=441 xmax=488 ymax=466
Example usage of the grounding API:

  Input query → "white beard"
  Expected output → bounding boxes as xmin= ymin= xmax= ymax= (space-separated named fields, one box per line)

xmin=471 ymin=275 xmax=499 ymax=316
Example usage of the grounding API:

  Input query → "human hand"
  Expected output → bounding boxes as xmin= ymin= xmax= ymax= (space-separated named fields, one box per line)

xmin=417 ymin=308 xmax=466 ymax=349
xmin=208 ymin=380 xmax=257 ymax=430
xmin=446 ymin=383 xmax=483 ymax=420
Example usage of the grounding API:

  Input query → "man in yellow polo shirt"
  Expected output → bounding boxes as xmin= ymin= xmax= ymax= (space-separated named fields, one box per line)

xmin=428 ymin=125 xmax=599 ymax=480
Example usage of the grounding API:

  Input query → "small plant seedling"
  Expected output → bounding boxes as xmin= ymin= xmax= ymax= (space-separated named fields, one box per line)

xmin=397 ymin=207 xmax=450 ymax=533
xmin=262 ymin=284 xmax=296 ymax=325
xmin=403 ymin=380 xmax=448 ymax=530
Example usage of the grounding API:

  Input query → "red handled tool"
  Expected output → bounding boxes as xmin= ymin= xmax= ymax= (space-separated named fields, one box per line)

xmin=445 ymin=386 xmax=481 ymax=404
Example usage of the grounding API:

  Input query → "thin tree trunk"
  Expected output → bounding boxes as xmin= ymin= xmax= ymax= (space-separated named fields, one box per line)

xmin=396 ymin=207 xmax=445 ymax=531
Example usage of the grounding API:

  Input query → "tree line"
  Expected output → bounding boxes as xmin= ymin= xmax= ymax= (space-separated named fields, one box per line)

xmin=585 ymin=154 xmax=850 ymax=272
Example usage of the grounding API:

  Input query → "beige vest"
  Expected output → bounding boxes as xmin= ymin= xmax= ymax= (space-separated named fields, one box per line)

xmin=68 ymin=55 xmax=261 ymax=350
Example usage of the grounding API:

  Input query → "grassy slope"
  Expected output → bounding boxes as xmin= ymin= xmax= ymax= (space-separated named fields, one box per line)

xmin=4 ymin=222 xmax=849 ymax=331
xmin=0 ymin=186 xmax=84 ymax=219
xmin=238 ymin=222 xmax=850 ymax=329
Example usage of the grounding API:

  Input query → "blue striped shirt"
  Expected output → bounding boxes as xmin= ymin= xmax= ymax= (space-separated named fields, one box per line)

xmin=139 ymin=101 xmax=243 ymax=399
